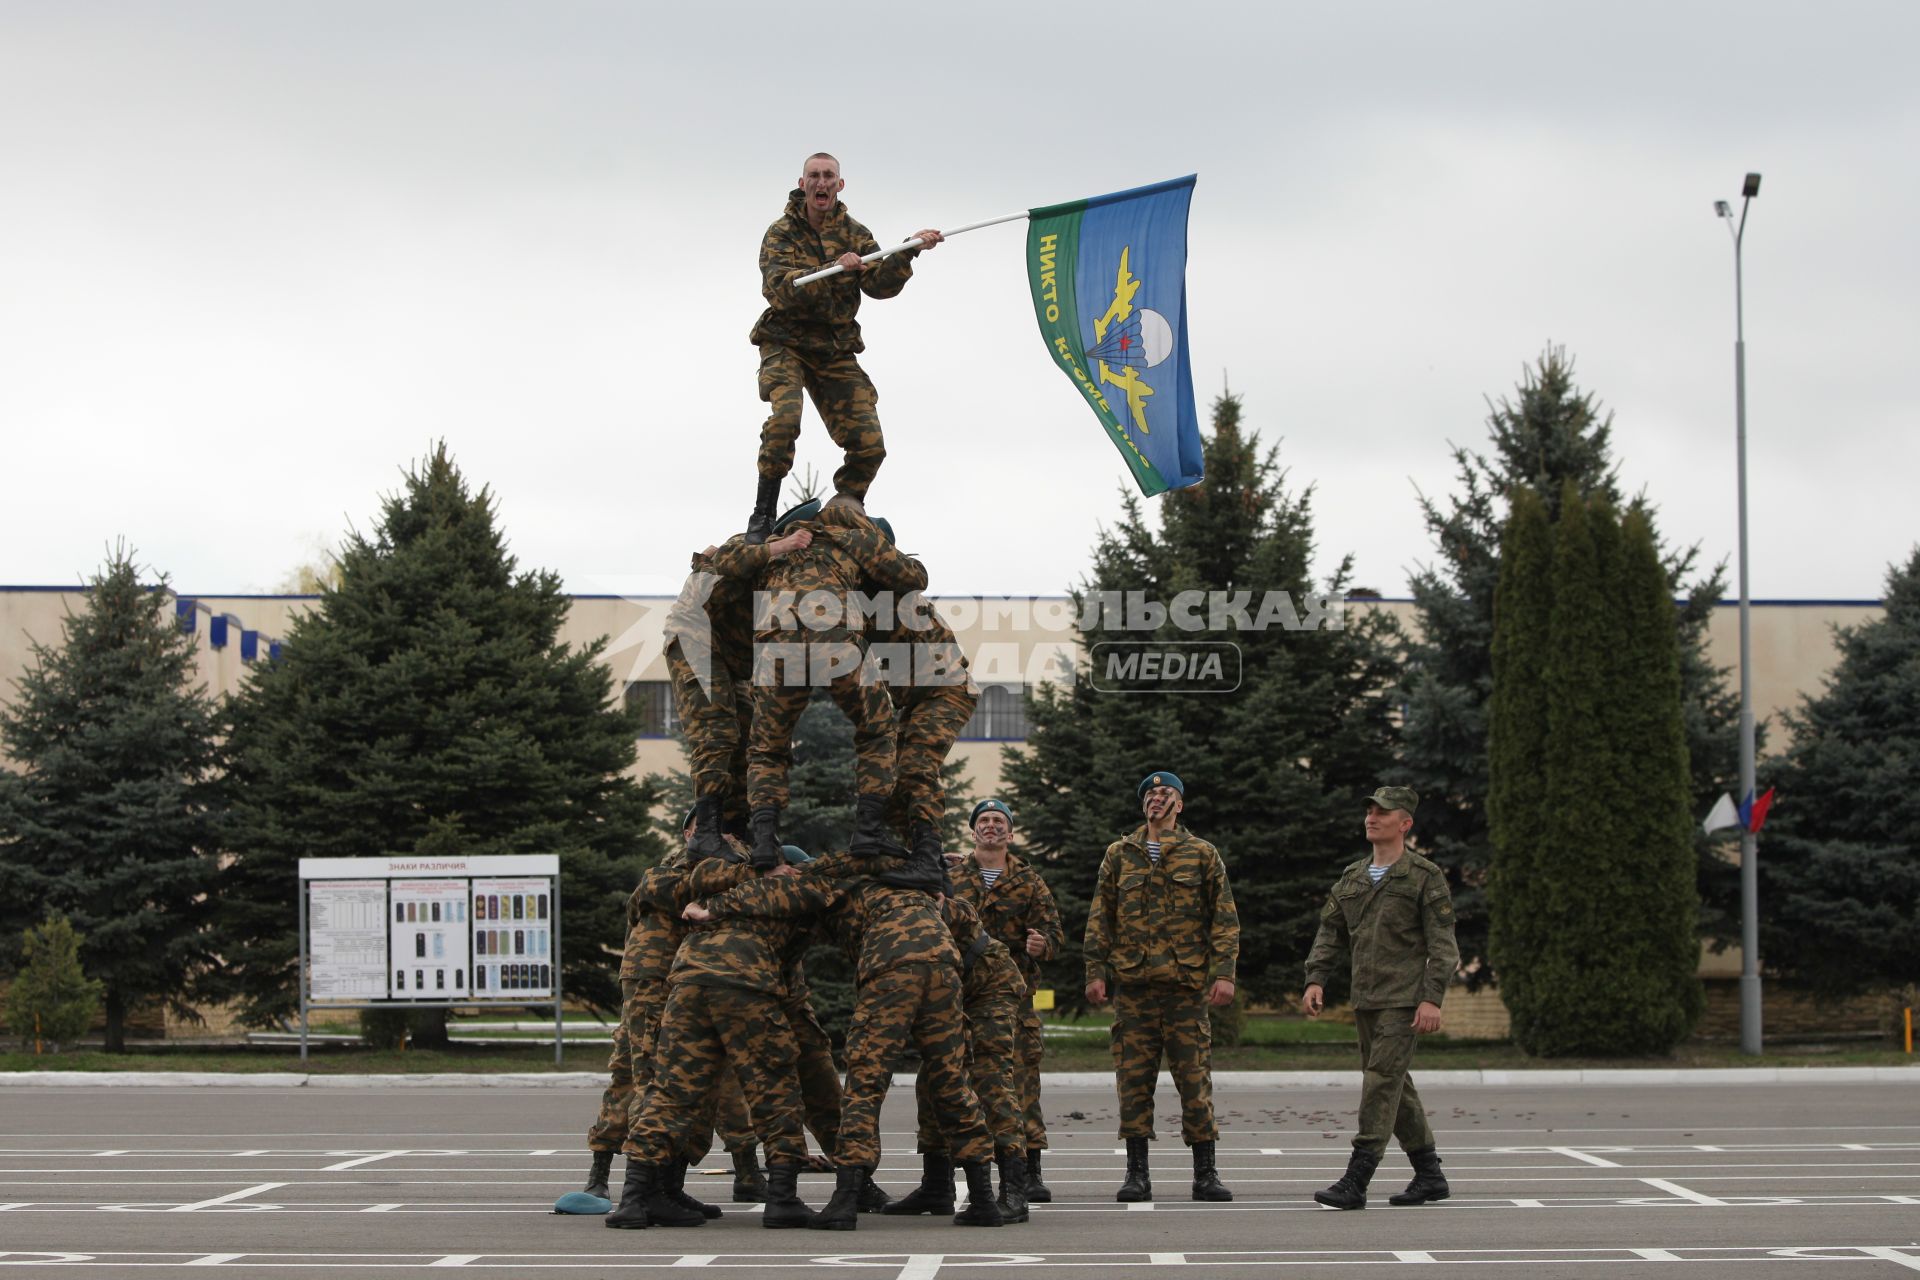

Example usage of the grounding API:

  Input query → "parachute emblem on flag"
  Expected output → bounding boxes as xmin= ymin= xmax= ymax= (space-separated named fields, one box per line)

xmin=1084 ymin=249 xmax=1174 ymax=438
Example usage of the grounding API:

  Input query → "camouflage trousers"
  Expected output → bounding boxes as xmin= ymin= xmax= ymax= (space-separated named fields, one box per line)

xmin=756 ymin=342 xmax=884 ymax=501
xmin=889 ymin=683 xmax=978 ymax=830
xmin=668 ymin=642 xmax=752 ymax=828
xmin=1351 ymin=1006 xmax=1434 ymax=1157
xmin=589 ymin=978 xmax=754 ymax=1158
xmin=914 ymin=988 xmax=1023 ymax=1157
xmin=1110 ymin=981 xmax=1217 ymax=1144
xmin=624 ymin=981 xmax=809 ymax=1166
xmin=785 ymin=992 xmax=844 ymax=1155
xmin=1017 ymin=1005 xmax=1047 ymax=1149
xmin=748 ymin=630 xmax=896 ymax=810
xmin=839 ymin=962 xmax=992 ymax=1168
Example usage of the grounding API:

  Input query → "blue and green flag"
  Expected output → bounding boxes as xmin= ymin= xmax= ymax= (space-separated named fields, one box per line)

xmin=1026 ymin=175 xmax=1202 ymax=496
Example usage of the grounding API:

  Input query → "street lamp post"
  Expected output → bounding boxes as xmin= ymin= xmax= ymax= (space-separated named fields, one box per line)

xmin=1717 ymin=171 xmax=1762 ymax=1056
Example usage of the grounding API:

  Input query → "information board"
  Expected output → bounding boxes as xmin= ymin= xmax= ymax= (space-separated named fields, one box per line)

xmin=308 ymin=880 xmax=389 ymax=999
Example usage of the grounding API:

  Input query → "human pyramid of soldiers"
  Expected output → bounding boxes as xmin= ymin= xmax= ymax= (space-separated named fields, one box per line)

xmin=562 ymin=152 xmax=1461 ymax=1231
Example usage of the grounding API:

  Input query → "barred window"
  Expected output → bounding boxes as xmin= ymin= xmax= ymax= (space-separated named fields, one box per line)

xmin=625 ymin=680 xmax=678 ymax=738
xmin=960 ymin=683 xmax=1027 ymax=741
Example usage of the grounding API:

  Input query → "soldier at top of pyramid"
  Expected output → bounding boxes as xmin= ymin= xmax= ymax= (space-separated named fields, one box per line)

xmin=662 ymin=526 xmax=815 ymax=860
xmin=743 ymin=152 xmax=945 ymax=544
xmin=746 ymin=494 xmax=926 ymax=867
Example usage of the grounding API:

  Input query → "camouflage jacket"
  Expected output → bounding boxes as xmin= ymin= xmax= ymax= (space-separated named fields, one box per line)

xmin=1302 ymin=852 xmax=1459 ymax=1010
xmin=665 ymin=859 xmax=816 ymax=998
xmin=951 ymin=851 xmax=1064 ymax=995
xmin=664 ymin=539 xmax=772 ymax=681
xmin=872 ymin=590 xmax=975 ymax=709
xmin=760 ymin=503 xmax=928 ymax=624
xmin=624 ymin=857 xmax=754 ymax=987
xmin=748 ymin=191 xmax=917 ymax=356
xmin=943 ymin=894 xmax=1025 ymax=1005
xmin=702 ymin=851 xmax=959 ymax=984
xmin=1084 ymin=824 xmax=1239 ymax=990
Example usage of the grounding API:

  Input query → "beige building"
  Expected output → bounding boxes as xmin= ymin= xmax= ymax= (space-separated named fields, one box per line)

xmin=0 ymin=586 xmax=1882 ymax=802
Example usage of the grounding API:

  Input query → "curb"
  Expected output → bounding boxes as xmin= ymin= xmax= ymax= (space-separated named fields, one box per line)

xmin=0 ymin=1067 xmax=1913 ymax=1088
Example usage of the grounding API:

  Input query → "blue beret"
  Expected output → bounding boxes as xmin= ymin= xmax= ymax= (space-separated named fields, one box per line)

xmin=1138 ymin=771 xmax=1185 ymax=800
xmin=771 ymin=498 xmax=822 ymax=537
xmin=781 ymin=844 xmax=812 ymax=866
xmin=970 ymin=798 xmax=1014 ymax=828
xmin=551 ymin=1191 xmax=611 ymax=1215
xmin=873 ymin=516 xmax=895 ymax=545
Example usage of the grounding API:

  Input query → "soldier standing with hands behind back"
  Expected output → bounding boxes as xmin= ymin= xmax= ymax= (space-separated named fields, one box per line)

xmin=1083 ymin=771 xmax=1238 ymax=1204
xmin=1301 ymin=786 xmax=1459 ymax=1211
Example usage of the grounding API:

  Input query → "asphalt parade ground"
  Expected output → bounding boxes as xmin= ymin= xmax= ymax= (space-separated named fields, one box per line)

xmin=1 ymin=1078 xmax=1917 ymax=1278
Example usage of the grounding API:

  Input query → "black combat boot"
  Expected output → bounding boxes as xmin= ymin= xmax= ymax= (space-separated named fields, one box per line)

xmin=909 ymin=818 xmax=943 ymax=865
xmin=731 ymin=1144 xmax=767 ymax=1203
xmin=744 ymin=476 xmax=781 ymax=545
xmin=952 ymin=1160 xmax=1004 ymax=1226
xmin=762 ymin=1164 xmax=810 ymax=1229
xmin=1025 ymin=1147 xmax=1052 ymax=1203
xmin=688 ymin=795 xmax=730 ymax=862
xmin=584 ymin=1149 xmax=614 ymax=1201
xmin=656 ymin=1159 xmax=716 ymax=1223
xmin=857 ymin=1169 xmax=893 ymax=1213
xmin=721 ymin=808 xmax=750 ymax=843
xmin=995 ymin=1149 xmax=1030 ymax=1223
xmin=1388 ymin=1147 xmax=1450 ymax=1206
xmin=749 ymin=806 xmax=783 ymax=870
xmin=1314 ymin=1146 xmax=1382 ymax=1210
xmin=848 ymin=794 xmax=909 ymax=858
xmin=604 ymin=1158 xmax=652 ymax=1229
xmin=807 ymin=1165 xmax=866 ymax=1231
xmin=881 ymin=1153 xmax=955 ymax=1215
xmin=1115 ymin=1136 xmax=1152 ymax=1203
xmin=1190 ymin=1140 xmax=1233 ymax=1201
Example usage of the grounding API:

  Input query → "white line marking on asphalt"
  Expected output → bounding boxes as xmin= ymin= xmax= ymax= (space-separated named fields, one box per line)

xmin=167 ymin=1183 xmax=285 ymax=1212
xmin=427 ymin=1256 xmax=482 ymax=1267
xmin=1693 ymin=1145 xmax=1724 ymax=1152
xmin=94 ymin=1150 xmax=128 ymax=1157
xmin=1125 ymin=1202 xmax=1154 ymax=1211
xmin=184 ymin=1255 xmax=244 ymax=1266
xmin=1639 ymin=1178 xmax=1728 ymax=1207
xmin=669 ymin=1257 xmax=718 ymax=1268
xmin=1391 ymin=1251 xmax=1436 ymax=1263
xmin=1148 ymin=1255 xmax=1186 ymax=1266
xmin=1631 ymin=1248 xmax=1683 ymax=1261
xmin=362 ymin=1204 xmax=402 ymax=1212
xmin=322 ymin=1150 xmax=409 ymax=1171
xmin=1510 ymin=1199 xmax=1545 ymax=1207
xmin=1547 ymin=1147 xmax=1621 ymax=1167
xmin=1844 ymin=1144 xmax=1871 ymax=1150
xmin=894 ymin=1256 xmax=945 ymax=1280
xmin=1858 ymin=1247 xmax=1920 ymax=1272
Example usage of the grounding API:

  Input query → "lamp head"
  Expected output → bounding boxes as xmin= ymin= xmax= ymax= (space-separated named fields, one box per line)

xmin=1742 ymin=173 xmax=1762 ymax=198
xmin=1714 ymin=200 xmax=1732 ymax=218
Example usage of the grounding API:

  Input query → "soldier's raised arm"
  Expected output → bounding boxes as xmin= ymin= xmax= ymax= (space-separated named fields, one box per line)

xmin=838 ymin=524 xmax=928 ymax=596
xmin=854 ymin=218 xmax=919 ymax=301
xmin=703 ymin=872 xmax=842 ymax=923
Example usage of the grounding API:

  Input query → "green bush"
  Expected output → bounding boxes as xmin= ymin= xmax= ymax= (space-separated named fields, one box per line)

xmin=7 ymin=916 xmax=102 ymax=1051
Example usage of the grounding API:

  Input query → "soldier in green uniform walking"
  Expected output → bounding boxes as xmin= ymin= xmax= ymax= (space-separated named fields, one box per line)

xmin=742 ymin=152 xmax=943 ymax=541
xmin=1083 ymin=771 xmax=1239 ymax=1204
xmin=1301 ymin=785 xmax=1460 ymax=1210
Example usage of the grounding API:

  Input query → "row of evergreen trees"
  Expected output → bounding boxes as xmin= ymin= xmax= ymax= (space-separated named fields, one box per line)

xmin=3 ymin=355 xmax=1914 ymax=1055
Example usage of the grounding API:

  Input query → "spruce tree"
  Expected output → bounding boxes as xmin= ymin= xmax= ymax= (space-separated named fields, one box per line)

xmin=0 ymin=546 xmax=222 ymax=1050
xmin=1003 ymin=394 xmax=1402 ymax=1008
xmin=1757 ymin=549 xmax=1920 ymax=996
xmin=209 ymin=446 xmax=665 ymax=1027
xmin=1488 ymin=490 xmax=1701 ymax=1055
xmin=1400 ymin=348 xmax=1742 ymax=983
xmin=6 ymin=915 xmax=105 ymax=1051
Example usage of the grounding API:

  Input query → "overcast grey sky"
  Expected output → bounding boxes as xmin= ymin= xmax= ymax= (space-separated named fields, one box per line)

xmin=4 ymin=1 xmax=1915 ymax=601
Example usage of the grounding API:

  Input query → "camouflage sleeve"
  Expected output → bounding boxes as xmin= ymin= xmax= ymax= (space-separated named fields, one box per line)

xmin=684 ymin=859 xmax=755 ymax=902
xmin=850 ymin=216 xmax=916 ymax=300
xmin=707 ymin=541 xmax=772 ymax=582
xmin=1030 ymin=869 xmax=1065 ymax=961
xmin=1420 ymin=869 xmax=1460 ymax=1007
xmin=1082 ymin=845 xmax=1121 ymax=987
xmin=943 ymin=895 xmax=984 ymax=949
xmin=1302 ymin=888 xmax=1350 ymax=992
xmin=1205 ymin=847 xmax=1240 ymax=986
xmin=705 ymin=873 xmax=841 ymax=922
xmin=759 ymin=220 xmax=831 ymax=313
xmin=841 ymin=525 xmax=929 ymax=595
xmin=633 ymin=865 xmax=686 ymax=914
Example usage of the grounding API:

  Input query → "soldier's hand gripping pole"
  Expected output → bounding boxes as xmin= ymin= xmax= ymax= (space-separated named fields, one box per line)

xmin=794 ymin=211 xmax=1029 ymax=286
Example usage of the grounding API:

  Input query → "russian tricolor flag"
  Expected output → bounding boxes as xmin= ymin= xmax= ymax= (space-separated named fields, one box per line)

xmin=1738 ymin=787 xmax=1777 ymax=834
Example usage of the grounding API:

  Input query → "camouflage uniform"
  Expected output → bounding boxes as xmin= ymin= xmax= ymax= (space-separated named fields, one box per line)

xmin=592 ymin=857 xmax=759 ymax=1162
xmin=664 ymin=540 xmax=771 ymax=830
xmin=874 ymin=591 xmax=978 ymax=833
xmin=952 ymin=851 xmax=1065 ymax=1150
xmin=1083 ymin=824 xmax=1239 ymax=1144
xmin=1302 ymin=851 xmax=1459 ymax=1157
xmin=701 ymin=852 xmax=993 ymax=1170
xmin=750 ymin=190 xmax=921 ymax=500
xmin=623 ymin=859 xmax=819 ymax=1169
xmin=911 ymin=894 xmax=1027 ymax=1158
xmin=748 ymin=503 xmax=926 ymax=812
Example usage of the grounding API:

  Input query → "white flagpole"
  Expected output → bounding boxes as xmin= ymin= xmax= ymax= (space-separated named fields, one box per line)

xmin=794 ymin=210 xmax=1029 ymax=287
